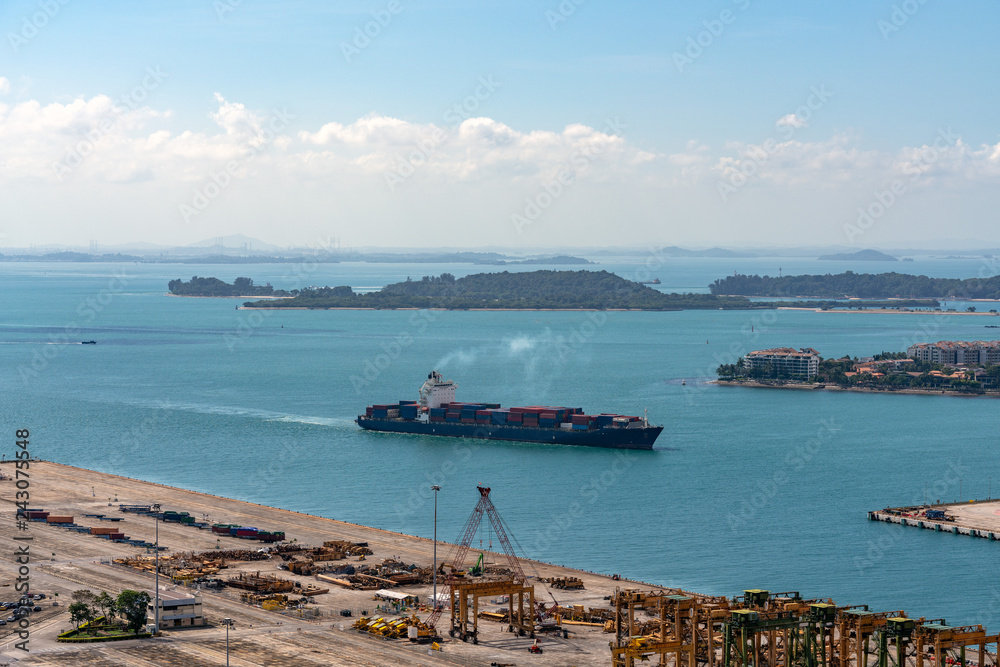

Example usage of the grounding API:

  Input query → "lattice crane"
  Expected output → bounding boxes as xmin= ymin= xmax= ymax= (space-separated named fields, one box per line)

xmin=427 ymin=486 xmax=527 ymax=629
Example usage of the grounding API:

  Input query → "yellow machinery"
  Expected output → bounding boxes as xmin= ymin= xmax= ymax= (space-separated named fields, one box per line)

xmin=447 ymin=578 xmax=536 ymax=643
xmin=610 ymin=590 xmax=701 ymax=667
xmin=913 ymin=622 xmax=1000 ymax=667
xmin=406 ymin=615 xmax=436 ymax=643
xmin=836 ymin=607 xmax=908 ymax=667
xmin=353 ymin=616 xmax=423 ymax=640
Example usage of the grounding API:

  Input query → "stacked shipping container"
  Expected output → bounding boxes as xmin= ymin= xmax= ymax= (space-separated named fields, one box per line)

xmin=363 ymin=400 xmax=642 ymax=430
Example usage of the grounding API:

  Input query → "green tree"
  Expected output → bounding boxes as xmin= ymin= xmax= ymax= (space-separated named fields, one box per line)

xmin=233 ymin=277 xmax=254 ymax=292
xmin=115 ymin=590 xmax=151 ymax=634
xmin=69 ymin=602 xmax=93 ymax=631
xmin=93 ymin=591 xmax=115 ymax=623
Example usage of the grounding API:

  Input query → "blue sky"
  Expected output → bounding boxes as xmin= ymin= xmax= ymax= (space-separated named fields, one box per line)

xmin=1 ymin=0 xmax=998 ymax=249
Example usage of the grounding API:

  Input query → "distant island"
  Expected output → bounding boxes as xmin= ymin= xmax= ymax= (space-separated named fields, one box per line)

xmin=0 ymin=250 xmax=592 ymax=266
xmin=710 ymin=271 xmax=1000 ymax=300
xmin=238 ymin=270 xmax=755 ymax=310
xmin=494 ymin=255 xmax=595 ymax=265
xmin=171 ymin=272 xmax=949 ymax=311
xmin=0 ymin=251 xmax=147 ymax=263
xmin=817 ymin=249 xmax=897 ymax=261
xmin=337 ymin=252 xmax=594 ymax=265
xmin=168 ymin=276 xmax=292 ymax=297
xmin=659 ymin=246 xmax=757 ymax=258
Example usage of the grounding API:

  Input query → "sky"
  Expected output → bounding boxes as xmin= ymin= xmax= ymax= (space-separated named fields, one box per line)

xmin=1 ymin=0 xmax=998 ymax=250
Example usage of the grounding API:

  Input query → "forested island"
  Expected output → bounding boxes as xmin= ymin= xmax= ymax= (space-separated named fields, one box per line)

xmin=168 ymin=276 xmax=292 ymax=297
xmin=171 ymin=272 xmax=951 ymax=311
xmin=711 ymin=271 xmax=1000 ymax=300
xmin=236 ymin=270 xmax=754 ymax=310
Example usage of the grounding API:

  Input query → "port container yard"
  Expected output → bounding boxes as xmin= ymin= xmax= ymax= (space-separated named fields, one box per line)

xmin=4 ymin=460 xmax=1000 ymax=666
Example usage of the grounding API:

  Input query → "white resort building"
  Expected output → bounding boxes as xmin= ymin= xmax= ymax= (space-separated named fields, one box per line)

xmin=906 ymin=341 xmax=1000 ymax=366
xmin=743 ymin=347 xmax=821 ymax=380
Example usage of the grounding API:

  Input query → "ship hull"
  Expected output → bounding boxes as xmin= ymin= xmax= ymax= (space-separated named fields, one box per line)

xmin=356 ymin=418 xmax=661 ymax=450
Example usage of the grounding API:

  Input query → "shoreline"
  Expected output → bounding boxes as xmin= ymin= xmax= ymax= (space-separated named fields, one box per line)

xmin=236 ymin=305 xmax=681 ymax=311
xmin=712 ymin=379 xmax=997 ymax=398
xmin=167 ymin=293 xmax=292 ymax=300
xmin=810 ymin=308 xmax=999 ymax=316
xmin=3 ymin=458 xmax=674 ymax=593
xmin=173 ymin=293 xmax=999 ymax=315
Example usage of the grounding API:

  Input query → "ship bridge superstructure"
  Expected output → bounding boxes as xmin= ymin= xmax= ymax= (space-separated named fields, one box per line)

xmin=419 ymin=371 xmax=457 ymax=410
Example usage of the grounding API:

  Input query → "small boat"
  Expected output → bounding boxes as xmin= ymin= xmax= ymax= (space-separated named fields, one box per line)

xmin=638 ymin=278 xmax=661 ymax=285
xmin=81 ymin=340 xmax=97 ymax=345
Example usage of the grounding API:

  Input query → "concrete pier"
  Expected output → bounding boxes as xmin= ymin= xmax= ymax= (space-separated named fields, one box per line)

xmin=868 ymin=499 xmax=1000 ymax=540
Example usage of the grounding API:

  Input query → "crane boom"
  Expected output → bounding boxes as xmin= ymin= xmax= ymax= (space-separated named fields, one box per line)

xmin=428 ymin=486 xmax=526 ymax=628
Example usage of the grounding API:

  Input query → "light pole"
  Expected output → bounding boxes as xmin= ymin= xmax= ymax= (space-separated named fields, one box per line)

xmin=431 ymin=485 xmax=440 ymax=611
xmin=152 ymin=502 xmax=160 ymax=634
xmin=223 ymin=617 xmax=234 ymax=665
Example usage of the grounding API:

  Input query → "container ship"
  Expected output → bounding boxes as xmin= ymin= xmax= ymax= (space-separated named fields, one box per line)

xmin=356 ymin=371 xmax=662 ymax=450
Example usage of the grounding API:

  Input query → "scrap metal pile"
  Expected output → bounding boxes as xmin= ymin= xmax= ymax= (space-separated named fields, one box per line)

xmin=540 ymin=576 xmax=584 ymax=590
xmin=114 ymin=547 xmax=272 ymax=576
xmin=316 ymin=558 xmax=435 ymax=590
xmin=227 ymin=571 xmax=295 ymax=593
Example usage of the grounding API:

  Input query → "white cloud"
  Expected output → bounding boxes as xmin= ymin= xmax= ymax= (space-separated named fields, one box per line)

xmin=775 ymin=113 xmax=808 ymax=129
xmin=0 ymin=77 xmax=9 ymax=95
xmin=3 ymin=89 xmax=1000 ymax=248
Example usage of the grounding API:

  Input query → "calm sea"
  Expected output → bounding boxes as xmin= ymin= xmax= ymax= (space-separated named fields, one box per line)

xmin=1 ymin=256 xmax=998 ymax=626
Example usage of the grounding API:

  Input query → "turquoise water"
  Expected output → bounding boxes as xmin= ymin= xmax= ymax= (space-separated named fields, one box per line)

xmin=1 ymin=259 xmax=998 ymax=628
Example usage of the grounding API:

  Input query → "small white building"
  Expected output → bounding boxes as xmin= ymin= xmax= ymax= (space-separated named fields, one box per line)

xmin=149 ymin=589 xmax=206 ymax=628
